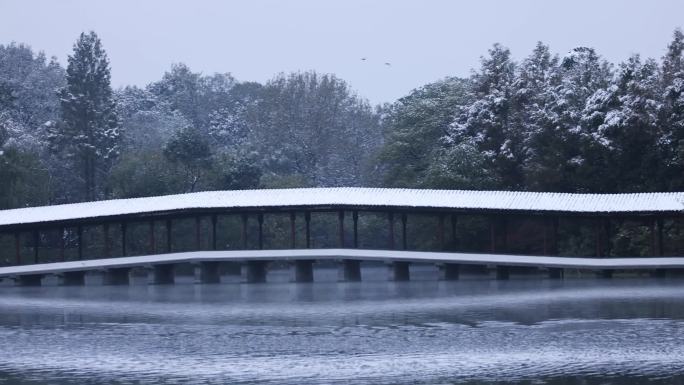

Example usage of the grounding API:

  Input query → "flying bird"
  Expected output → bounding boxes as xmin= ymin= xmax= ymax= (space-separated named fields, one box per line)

xmin=361 ymin=57 xmax=367 ymax=61
xmin=384 ymin=62 xmax=391 ymax=67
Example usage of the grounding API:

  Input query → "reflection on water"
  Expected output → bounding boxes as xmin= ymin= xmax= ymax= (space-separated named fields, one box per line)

xmin=0 ymin=267 xmax=684 ymax=384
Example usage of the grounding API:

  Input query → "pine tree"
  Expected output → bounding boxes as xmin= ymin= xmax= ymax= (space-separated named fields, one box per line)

xmin=449 ymin=44 xmax=522 ymax=188
xmin=554 ymin=47 xmax=612 ymax=191
xmin=582 ymin=55 xmax=662 ymax=191
xmin=514 ymin=42 xmax=567 ymax=190
xmin=50 ymin=31 xmax=119 ymax=201
xmin=660 ymin=29 xmax=684 ymax=190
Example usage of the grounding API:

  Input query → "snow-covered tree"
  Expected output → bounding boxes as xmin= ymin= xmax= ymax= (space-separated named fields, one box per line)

xmin=660 ymin=29 xmax=684 ymax=189
xmin=513 ymin=42 xmax=566 ymax=190
xmin=552 ymin=47 xmax=612 ymax=191
xmin=582 ymin=55 xmax=662 ymax=191
xmin=448 ymin=44 xmax=523 ymax=188
xmin=49 ymin=31 xmax=119 ymax=201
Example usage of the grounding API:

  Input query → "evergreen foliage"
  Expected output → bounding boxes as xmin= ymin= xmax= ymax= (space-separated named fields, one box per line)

xmin=1 ymin=30 xmax=684 ymax=211
xmin=48 ymin=31 xmax=119 ymax=201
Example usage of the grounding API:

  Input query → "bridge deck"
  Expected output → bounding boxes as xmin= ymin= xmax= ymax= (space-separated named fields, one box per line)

xmin=1 ymin=249 xmax=683 ymax=277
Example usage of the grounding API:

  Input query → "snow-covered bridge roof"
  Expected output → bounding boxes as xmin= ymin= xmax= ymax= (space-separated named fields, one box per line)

xmin=0 ymin=188 xmax=683 ymax=228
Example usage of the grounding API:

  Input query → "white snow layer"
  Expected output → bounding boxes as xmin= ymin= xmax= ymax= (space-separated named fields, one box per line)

xmin=0 ymin=188 xmax=682 ymax=227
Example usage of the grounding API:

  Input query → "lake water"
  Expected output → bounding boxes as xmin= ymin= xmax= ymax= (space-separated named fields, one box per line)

xmin=1 ymin=266 xmax=684 ymax=384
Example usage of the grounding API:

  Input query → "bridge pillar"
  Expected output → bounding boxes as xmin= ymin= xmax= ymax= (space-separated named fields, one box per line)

xmin=496 ymin=265 xmax=510 ymax=280
xmin=289 ymin=212 xmax=296 ymax=248
xmin=305 ymin=212 xmax=311 ymax=248
xmin=166 ymin=219 xmax=173 ymax=253
xmin=257 ymin=213 xmax=264 ymax=250
xmin=352 ymin=211 xmax=359 ymax=248
xmin=242 ymin=261 xmax=267 ymax=283
xmin=338 ymin=211 xmax=345 ymax=248
xmin=437 ymin=263 xmax=459 ymax=280
xmin=290 ymin=260 xmax=314 ymax=282
xmin=194 ymin=261 xmax=221 ymax=284
xmin=338 ymin=259 xmax=361 ymax=282
xmin=387 ymin=261 xmax=410 ymax=281
xmin=59 ymin=227 xmax=66 ymax=262
xmin=387 ymin=212 xmax=395 ymax=250
xmin=401 ymin=213 xmax=408 ymax=250
xmin=77 ymin=225 xmax=83 ymax=260
xmin=437 ymin=214 xmax=445 ymax=251
xmin=148 ymin=264 xmax=175 ymax=285
xmin=15 ymin=274 xmax=42 ymax=286
xmin=103 ymin=224 xmax=111 ymax=258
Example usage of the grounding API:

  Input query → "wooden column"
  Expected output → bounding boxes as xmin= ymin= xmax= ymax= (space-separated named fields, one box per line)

xmin=352 ymin=211 xmax=359 ymax=248
xmin=195 ymin=216 xmax=201 ymax=251
xmin=305 ymin=212 xmax=311 ymax=249
xmin=338 ymin=211 xmax=345 ymax=248
xmin=489 ymin=217 xmax=496 ymax=253
xmin=401 ymin=213 xmax=408 ymax=250
xmin=650 ymin=219 xmax=657 ymax=256
xmin=451 ymin=214 xmax=458 ymax=251
xmin=14 ymin=232 xmax=20 ymax=265
xmin=166 ymin=219 xmax=172 ymax=253
xmin=657 ymin=219 xmax=664 ymax=256
xmin=501 ymin=217 xmax=508 ymax=253
xmin=595 ymin=217 xmax=606 ymax=258
xmin=103 ymin=223 xmax=111 ymax=258
xmin=241 ymin=213 xmax=248 ymax=249
xmin=211 ymin=214 xmax=218 ymax=251
xmin=121 ymin=222 xmax=127 ymax=257
xmin=32 ymin=230 xmax=39 ymax=264
xmin=257 ymin=213 xmax=264 ymax=250
xmin=388 ymin=212 xmax=395 ymax=250
xmin=59 ymin=227 xmax=65 ymax=261
xmin=543 ymin=217 xmax=559 ymax=256
xmin=289 ymin=212 xmax=296 ymax=248
xmin=437 ymin=214 xmax=445 ymax=251
xmin=543 ymin=218 xmax=548 ymax=255
xmin=77 ymin=225 xmax=83 ymax=260
xmin=149 ymin=220 xmax=155 ymax=254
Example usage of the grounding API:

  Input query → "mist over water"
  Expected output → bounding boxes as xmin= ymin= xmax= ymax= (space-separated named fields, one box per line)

xmin=1 ymin=267 xmax=684 ymax=384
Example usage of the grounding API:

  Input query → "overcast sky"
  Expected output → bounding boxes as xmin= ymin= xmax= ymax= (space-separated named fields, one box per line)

xmin=1 ymin=0 xmax=683 ymax=104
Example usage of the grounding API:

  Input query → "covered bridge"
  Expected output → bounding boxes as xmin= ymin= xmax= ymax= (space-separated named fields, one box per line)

xmin=0 ymin=188 xmax=682 ymax=268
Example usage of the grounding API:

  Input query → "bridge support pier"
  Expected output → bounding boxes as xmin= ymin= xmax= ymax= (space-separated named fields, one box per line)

xmin=290 ymin=260 xmax=314 ymax=282
xmin=387 ymin=261 xmax=410 ymax=281
xmin=548 ymin=268 xmax=564 ymax=279
xmin=148 ymin=264 xmax=175 ymax=285
xmin=437 ymin=263 xmax=460 ymax=280
xmin=496 ymin=265 xmax=510 ymax=280
xmin=194 ymin=261 xmax=221 ymax=284
xmin=242 ymin=261 xmax=267 ymax=283
xmin=338 ymin=259 xmax=361 ymax=282
xmin=15 ymin=274 xmax=43 ymax=286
